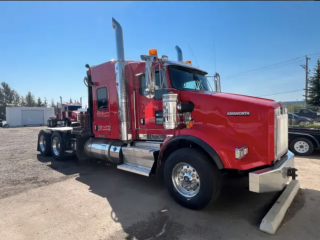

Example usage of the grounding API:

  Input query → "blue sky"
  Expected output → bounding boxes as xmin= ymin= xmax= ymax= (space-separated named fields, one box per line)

xmin=1 ymin=1 xmax=319 ymax=105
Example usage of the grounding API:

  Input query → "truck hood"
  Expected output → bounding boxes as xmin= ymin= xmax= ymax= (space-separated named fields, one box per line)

xmin=180 ymin=90 xmax=280 ymax=168
xmin=195 ymin=91 xmax=278 ymax=108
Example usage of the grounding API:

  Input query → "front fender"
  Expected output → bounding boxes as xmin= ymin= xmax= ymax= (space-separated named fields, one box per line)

xmin=159 ymin=134 xmax=224 ymax=169
xmin=160 ymin=124 xmax=268 ymax=170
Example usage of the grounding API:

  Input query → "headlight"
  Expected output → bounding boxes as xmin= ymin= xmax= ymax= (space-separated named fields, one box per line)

xmin=235 ymin=146 xmax=248 ymax=159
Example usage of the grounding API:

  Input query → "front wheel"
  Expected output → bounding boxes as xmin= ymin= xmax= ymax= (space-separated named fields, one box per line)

xmin=290 ymin=137 xmax=314 ymax=156
xmin=164 ymin=148 xmax=222 ymax=210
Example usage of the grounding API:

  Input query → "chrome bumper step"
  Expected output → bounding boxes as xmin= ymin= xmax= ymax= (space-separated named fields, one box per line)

xmin=117 ymin=163 xmax=152 ymax=176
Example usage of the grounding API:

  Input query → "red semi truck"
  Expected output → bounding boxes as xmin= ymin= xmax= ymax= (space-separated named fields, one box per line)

xmin=37 ymin=18 xmax=296 ymax=210
xmin=47 ymin=98 xmax=82 ymax=127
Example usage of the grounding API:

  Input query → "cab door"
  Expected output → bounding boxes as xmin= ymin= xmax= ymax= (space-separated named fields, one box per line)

xmin=92 ymin=85 xmax=112 ymax=138
xmin=136 ymin=72 xmax=166 ymax=130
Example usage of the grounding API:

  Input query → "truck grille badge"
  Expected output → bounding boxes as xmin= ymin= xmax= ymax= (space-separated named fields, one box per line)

xmin=227 ymin=112 xmax=250 ymax=116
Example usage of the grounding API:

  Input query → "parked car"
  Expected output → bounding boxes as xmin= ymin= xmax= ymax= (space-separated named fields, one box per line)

xmin=288 ymin=113 xmax=315 ymax=125
xmin=295 ymin=108 xmax=319 ymax=120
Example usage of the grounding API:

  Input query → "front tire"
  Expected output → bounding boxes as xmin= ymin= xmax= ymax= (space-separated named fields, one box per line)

xmin=164 ymin=148 xmax=222 ymax=210
xmin=290 ymin=137 xmax=314 ymax=156
xmin=51 ymin=132 xmax=66 ymax=161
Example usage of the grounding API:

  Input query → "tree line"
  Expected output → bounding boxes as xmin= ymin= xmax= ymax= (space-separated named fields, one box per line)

xmin=0 ymin=81 xmax=55 ymax=108
xmin=0 ymin=81 xmax=81 ymax=109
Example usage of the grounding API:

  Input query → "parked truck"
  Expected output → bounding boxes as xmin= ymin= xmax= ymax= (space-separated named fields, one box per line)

xmin=295 ymin=108 xmax=320 ymax=120
xmin=47 ymin=97 xmax=82 ymax=127
xmin=37 ymin=18 xmax=297 ymax=210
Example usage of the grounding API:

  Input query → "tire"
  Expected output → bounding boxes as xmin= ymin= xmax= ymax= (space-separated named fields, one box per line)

xmin=290 ymin=137 xmax=314 ymax=156
xmin=38 ymin=130 xmax=52 ymax=156
xmin=164 ymin=148 xmax=222 ymax=210
xmin=51 ymin=132 xmax=66 ymax=161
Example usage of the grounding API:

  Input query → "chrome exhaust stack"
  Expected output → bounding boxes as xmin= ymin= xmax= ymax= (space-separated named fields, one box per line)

xmin=112 ymin=17 xmax=131 ymax=141
xmin=175 ymin=46 xmax=183 ymax=62
xmin=60 ymin=96 xmax=63 ymax=120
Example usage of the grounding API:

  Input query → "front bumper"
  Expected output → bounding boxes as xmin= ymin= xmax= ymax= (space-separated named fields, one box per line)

xmin=249 ymin=151 xmax=295 ymax=193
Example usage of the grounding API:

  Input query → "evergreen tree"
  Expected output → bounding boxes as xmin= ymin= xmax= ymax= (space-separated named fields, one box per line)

xmin=51 ymin=99 xmax=57 ymax=114
xmin=25 ymin=92 xmax=36 ymax=107
xmin=1 ymin=82 xmax=15 ymax=106
xmin=12 ymin=91 xmax=20 ymax=106
xmin=0 ymin=87 xmax=4 ymax=106
xmin=20 ymin=96 xmax=26 ymax=106
xmin=307 ymin=60 xmax=320 ymax=106
xmin=43 ymin=97 xmax=48 ymax=107
xmin=51 ymin=99 xmax=55 ymax=107
xmin=36 ymin=97 xmax=43 ymax=107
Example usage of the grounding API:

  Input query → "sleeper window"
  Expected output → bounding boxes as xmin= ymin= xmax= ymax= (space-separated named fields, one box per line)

xmin=97 ymin=87 xmax=108 ymax=110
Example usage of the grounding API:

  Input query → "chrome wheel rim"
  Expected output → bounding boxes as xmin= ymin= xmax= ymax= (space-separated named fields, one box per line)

xmin=39 ymin=135 xmax=46 ymax=152
xmin=294 ymin=141 xmax=309 ymax=154
xmin=172 ymin=162 xmax=200 ymax=198
xmin=52 ymin=137 xmax=60 ymax=156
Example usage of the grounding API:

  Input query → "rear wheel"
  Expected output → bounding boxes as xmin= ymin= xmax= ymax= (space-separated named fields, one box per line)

xmin=290 ymin=137 xmax=314 ymax=156
xmin=38 ymin=130 xmax=52 ymax=156
xmin=164 ymin=148 xmax=222 ymax=210
xmin=51 ymin=132 xmax=66 ymax=161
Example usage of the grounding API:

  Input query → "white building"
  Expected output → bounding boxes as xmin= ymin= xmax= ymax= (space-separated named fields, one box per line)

xmin=6 ymin=107 xmax=55 ymax=127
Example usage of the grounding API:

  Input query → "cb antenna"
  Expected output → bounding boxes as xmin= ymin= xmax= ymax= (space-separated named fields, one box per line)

xmin=188 ymin=43 xmax=199 ymax=68
xmin=213 ymin=40 xmax=217 ymax=72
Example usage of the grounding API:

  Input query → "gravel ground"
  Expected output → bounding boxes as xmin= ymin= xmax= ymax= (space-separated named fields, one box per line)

xmin=0 ymin=127 xmax=319 ymax=240
xmin=0 ymin=126 xmax=81 ymax=199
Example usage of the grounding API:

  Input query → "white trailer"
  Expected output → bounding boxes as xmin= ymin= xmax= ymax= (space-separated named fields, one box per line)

xmin=6 ymin=107 xmax=55 ymax=127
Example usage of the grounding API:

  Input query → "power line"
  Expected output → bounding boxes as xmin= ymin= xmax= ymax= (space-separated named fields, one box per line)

xmin=225 ymin=56 xmax=304 ymax=80
xmin=225 ymin=52 xmax=320 ymax=80
xmin=260 ymin=89 xmax=304 ymax=97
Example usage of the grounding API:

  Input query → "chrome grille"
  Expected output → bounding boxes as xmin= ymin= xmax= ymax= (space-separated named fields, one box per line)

xmin=274 ymin=106 xmax=288 ymax=160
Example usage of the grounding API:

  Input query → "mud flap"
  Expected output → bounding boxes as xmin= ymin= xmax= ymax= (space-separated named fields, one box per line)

xmin=260 ymin=180 xmax=300 ymax=234
xmin=37 ymin=133 xmax=40 ymax=151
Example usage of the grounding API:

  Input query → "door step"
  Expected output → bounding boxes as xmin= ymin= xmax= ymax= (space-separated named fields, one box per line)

xmin=118 ymin=143 xmax=160 ymax=176
xmin=117 ymin=163 xmax=151 ymax=176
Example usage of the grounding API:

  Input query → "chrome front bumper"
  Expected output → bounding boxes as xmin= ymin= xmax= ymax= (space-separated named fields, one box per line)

xmin=249 ymin=151 xmax=295 ymax=193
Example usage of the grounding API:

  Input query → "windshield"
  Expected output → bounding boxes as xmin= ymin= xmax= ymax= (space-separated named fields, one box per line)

xmin=68 ymin=106 xmax=81 ymax=111
xmin=169 ymin=66 xmax=210 ymax=91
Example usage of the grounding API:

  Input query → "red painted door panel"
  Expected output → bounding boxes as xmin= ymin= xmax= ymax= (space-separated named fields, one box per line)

xmin=137 ymin=73 xmax=164 ymax=130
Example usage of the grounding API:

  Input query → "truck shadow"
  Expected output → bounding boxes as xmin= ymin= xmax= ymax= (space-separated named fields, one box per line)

xmin=36 ymin=155 xmax=307 ymax=240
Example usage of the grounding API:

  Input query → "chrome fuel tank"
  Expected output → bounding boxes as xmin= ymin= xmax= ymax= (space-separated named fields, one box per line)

xmin=84 ymin=138 xmax=124 ymax=165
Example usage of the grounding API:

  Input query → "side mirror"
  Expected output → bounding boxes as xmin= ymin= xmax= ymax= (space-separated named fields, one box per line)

xmin=154 ymin=89 xmax=168 ymax=100
xmin=141 ymin=55 xmax=156 ymax=99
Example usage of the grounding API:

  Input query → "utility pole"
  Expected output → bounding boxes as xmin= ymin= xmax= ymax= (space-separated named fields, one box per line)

xmin=301 ymin=55 xmax=311 ymax=104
